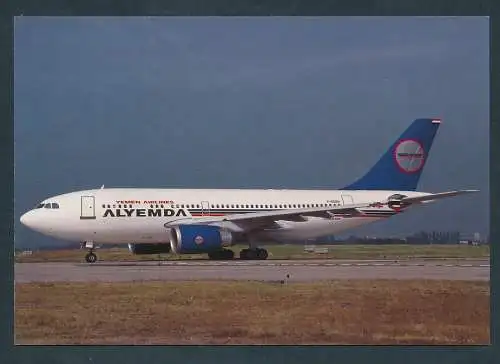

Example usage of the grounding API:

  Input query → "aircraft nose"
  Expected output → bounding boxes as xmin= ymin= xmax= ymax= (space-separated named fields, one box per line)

xmin=20 ymin=209 xmax=59 ymax=236
xmin=20 ymin=211 xmax=35 ymax=228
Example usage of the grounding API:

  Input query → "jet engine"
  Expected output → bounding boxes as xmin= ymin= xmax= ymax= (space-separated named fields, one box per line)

xmin=127 ymin=243 xmax=171 ymax=255
xmin=168 ymin=225 xmax=234 ymax=254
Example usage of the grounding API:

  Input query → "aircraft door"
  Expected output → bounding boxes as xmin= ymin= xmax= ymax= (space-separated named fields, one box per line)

xmin=201 ymin=201 xmax=210 ymax=216
xmin=81 ymin=196 xmax=96 ymax=220
xmin=341 ymin=194 xmax=355 ymax=206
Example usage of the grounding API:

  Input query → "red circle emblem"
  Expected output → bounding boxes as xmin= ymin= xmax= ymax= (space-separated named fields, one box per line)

xmin=393 ymin=139 xmax=425 ymax=174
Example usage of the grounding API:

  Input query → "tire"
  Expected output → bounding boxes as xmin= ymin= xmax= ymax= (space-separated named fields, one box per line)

xmin=257 ymin=249 xmax=268 ymax=260
xmin=239 ymin=249 xmax=248 ymax=260
xmin=85 ymin=252 xmax=97 ymax=263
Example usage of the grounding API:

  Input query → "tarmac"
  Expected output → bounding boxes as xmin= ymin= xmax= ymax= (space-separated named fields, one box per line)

xmin=14 ymin=259 xmax=490 ymax=283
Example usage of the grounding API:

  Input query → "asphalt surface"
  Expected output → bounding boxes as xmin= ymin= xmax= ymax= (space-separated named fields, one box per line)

xmin=15 ymin=259 xmax=490 ymax=283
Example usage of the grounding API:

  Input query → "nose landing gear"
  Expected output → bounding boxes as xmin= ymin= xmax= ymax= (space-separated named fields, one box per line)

xmin=85 ymin=251 xmax=97 ymax=263
xmin=81 ymin=241 xmax=97 ymax=263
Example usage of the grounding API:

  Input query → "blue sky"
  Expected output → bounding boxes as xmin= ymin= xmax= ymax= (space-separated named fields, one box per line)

xmin=14 ymin=17 xmax=489 ymax=248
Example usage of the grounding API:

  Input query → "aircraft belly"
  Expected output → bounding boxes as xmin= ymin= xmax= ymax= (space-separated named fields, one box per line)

xmin=266 ymin=216 xmax=384 ymax=241
xmin=60 ymin=218 xmax=170 ymax=244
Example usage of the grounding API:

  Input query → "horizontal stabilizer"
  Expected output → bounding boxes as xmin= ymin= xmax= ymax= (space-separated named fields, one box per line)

xmin=401 ymin=190 xmax=479 ymax=204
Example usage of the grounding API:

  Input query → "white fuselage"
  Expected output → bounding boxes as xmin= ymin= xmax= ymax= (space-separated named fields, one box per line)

xmin=20 ymin=188 xmax=430 ymax=245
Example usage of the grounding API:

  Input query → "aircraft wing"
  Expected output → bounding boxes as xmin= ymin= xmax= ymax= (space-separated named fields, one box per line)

xmin=164 ymin=189 xmax=479 ymax=232
xmin=165 ymin=202 xmax=374 ymax=231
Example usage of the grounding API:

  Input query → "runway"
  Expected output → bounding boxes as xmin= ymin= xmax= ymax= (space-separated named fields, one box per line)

xmin=14 ymin=259 xmax=490 ymax=283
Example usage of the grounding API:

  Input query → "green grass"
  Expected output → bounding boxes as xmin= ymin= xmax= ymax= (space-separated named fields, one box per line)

xmin=15 ymin=244 xmax=489 ymax=263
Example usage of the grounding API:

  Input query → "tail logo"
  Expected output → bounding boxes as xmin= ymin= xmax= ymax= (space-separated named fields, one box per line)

xmin=394 ymin=139 xmax=425 ymax=173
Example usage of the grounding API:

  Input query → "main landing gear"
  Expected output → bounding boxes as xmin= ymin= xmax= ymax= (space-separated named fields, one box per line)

xmin=206 ymin=248 xmax=269 ymax=260
xmin=208 ymin=249 xmax=235 ymax=260
xmin=81 ymin=241 xmax=97 ymax=263
xmin=239 ymin=248 xmax=268 ymax=260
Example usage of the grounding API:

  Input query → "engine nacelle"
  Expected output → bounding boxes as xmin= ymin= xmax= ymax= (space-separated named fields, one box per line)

xmin=127 ymin=243 xmax=171 ymax=255
xmin=168 ymin=225 xmax=234 ymax=254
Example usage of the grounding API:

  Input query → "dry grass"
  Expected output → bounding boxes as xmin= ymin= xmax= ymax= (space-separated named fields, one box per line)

xmin=15 ymin=244 xmax=490 ymax=263
xmin=15 ymin=280 xmax=489 ymax=345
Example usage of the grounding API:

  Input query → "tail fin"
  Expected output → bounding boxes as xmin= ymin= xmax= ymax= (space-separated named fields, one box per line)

xmin=342 ymin=118 xmax=441 ymax=191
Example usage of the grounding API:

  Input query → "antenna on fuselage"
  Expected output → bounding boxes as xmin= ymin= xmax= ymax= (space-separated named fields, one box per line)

xmin=100 ymin=185 xmax=105 ymax=189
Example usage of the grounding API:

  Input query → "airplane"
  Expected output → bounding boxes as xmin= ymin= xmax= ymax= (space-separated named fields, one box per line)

xmin=19 ymin=118 xmax=478 ymax=263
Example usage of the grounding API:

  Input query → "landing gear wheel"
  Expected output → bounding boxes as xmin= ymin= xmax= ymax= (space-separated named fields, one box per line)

xmin=222 ymin=249 xmax=234 ymax=260
xmin=257 ymin=248 xmax=268 ymax=260
xmin=208 ymin=249 xmax=234 ymax=260
xmin=239 ymin=248 xmax=268 ymax=260
xmin=239 ymin=248 xmax=252 ymax=260
xmin=85 ymin=252 xmax=97 ymax=263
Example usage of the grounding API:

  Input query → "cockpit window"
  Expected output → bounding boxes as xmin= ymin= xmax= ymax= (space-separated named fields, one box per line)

xmin=36 ymin=202 xmax=60 ymax=209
